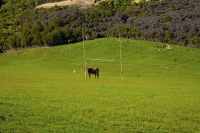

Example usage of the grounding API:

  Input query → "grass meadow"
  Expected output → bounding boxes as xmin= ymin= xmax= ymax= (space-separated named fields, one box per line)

xmin=0 ymin=38 xmax=200 ymax=132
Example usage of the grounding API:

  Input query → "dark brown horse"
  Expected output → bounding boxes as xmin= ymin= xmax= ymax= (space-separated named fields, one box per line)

xmin=86 ymin=67 xmax=99 ymax=79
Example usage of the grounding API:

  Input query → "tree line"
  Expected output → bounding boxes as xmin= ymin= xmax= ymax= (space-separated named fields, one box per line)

xmin=0 ymin=0 xmax=200 ymax=52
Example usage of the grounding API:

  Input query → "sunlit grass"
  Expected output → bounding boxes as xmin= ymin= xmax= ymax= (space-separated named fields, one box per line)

xmin=0 ymin=38 xmax=200 ymax=132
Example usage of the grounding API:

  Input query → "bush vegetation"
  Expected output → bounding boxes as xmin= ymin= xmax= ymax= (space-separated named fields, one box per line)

xmin=0 ymin=0 xmax=200 ymax=52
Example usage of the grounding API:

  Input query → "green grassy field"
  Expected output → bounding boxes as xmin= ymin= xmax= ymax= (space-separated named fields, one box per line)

xmin=0 ymin=38 xmax=200 ymax=132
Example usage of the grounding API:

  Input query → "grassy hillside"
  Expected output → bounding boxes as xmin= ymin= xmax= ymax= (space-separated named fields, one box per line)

xmin=1 ymin=38 xmax=199 ymax=75
xmin=0 ymin=38 xmax=200 ymax=132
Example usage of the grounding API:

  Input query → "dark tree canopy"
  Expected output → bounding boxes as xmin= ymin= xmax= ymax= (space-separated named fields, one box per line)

xmin=0 ymin=0 xmax=200 ymax=52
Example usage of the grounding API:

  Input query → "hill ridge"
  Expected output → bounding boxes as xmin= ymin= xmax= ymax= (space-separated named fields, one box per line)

xmin=35 ymin=0 xmax=143 ymax=9
xmin=35 ymin=0 xmax=103 ymax=9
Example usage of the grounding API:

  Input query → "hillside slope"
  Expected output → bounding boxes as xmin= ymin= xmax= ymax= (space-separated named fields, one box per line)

xmin=1 ymin=38 xmax=200 ymax=133
xmin=35 ymin=0 xmax=101 ymax=9
xmin=35 ymin=0 xmax=142 ymax=9
xmin=0 ymin=0 xmax=200 ymax=52
xmin=1 ymin=38 xmax=200 ymax=72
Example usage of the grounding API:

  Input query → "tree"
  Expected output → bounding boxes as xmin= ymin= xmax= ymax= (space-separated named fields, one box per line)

xmin=48 ymin=16 xmax=60 ymax=32
xmin=189 ymin=36 xmax=200 ymax=48
xmin=31 ymin=20 xmax=44 ymax=45
xmin=19 ymin=23 xmax=33 ymax=47
xmin=165 ymin=30 xmax=173 ymax=43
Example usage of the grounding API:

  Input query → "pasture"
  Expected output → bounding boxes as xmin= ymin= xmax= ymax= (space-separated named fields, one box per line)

xmin=0 ymin=38 xmax=200 ymax=132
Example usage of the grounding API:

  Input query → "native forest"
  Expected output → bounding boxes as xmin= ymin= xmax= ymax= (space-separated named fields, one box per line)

xmin=0 ymin=0 xmax=200 ymax=52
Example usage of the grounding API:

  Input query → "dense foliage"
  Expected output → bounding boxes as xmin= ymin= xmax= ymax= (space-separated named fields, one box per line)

xmin=0 ymin=0 xmax=200 ymax=52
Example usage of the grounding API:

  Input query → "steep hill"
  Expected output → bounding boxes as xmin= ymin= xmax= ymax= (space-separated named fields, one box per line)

xmin=0 ymin=0 xmax=199 ymax=52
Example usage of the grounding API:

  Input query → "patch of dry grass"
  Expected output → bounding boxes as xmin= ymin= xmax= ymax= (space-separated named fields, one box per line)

xmin=35 ymin=0 xmax=98 ymax=9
